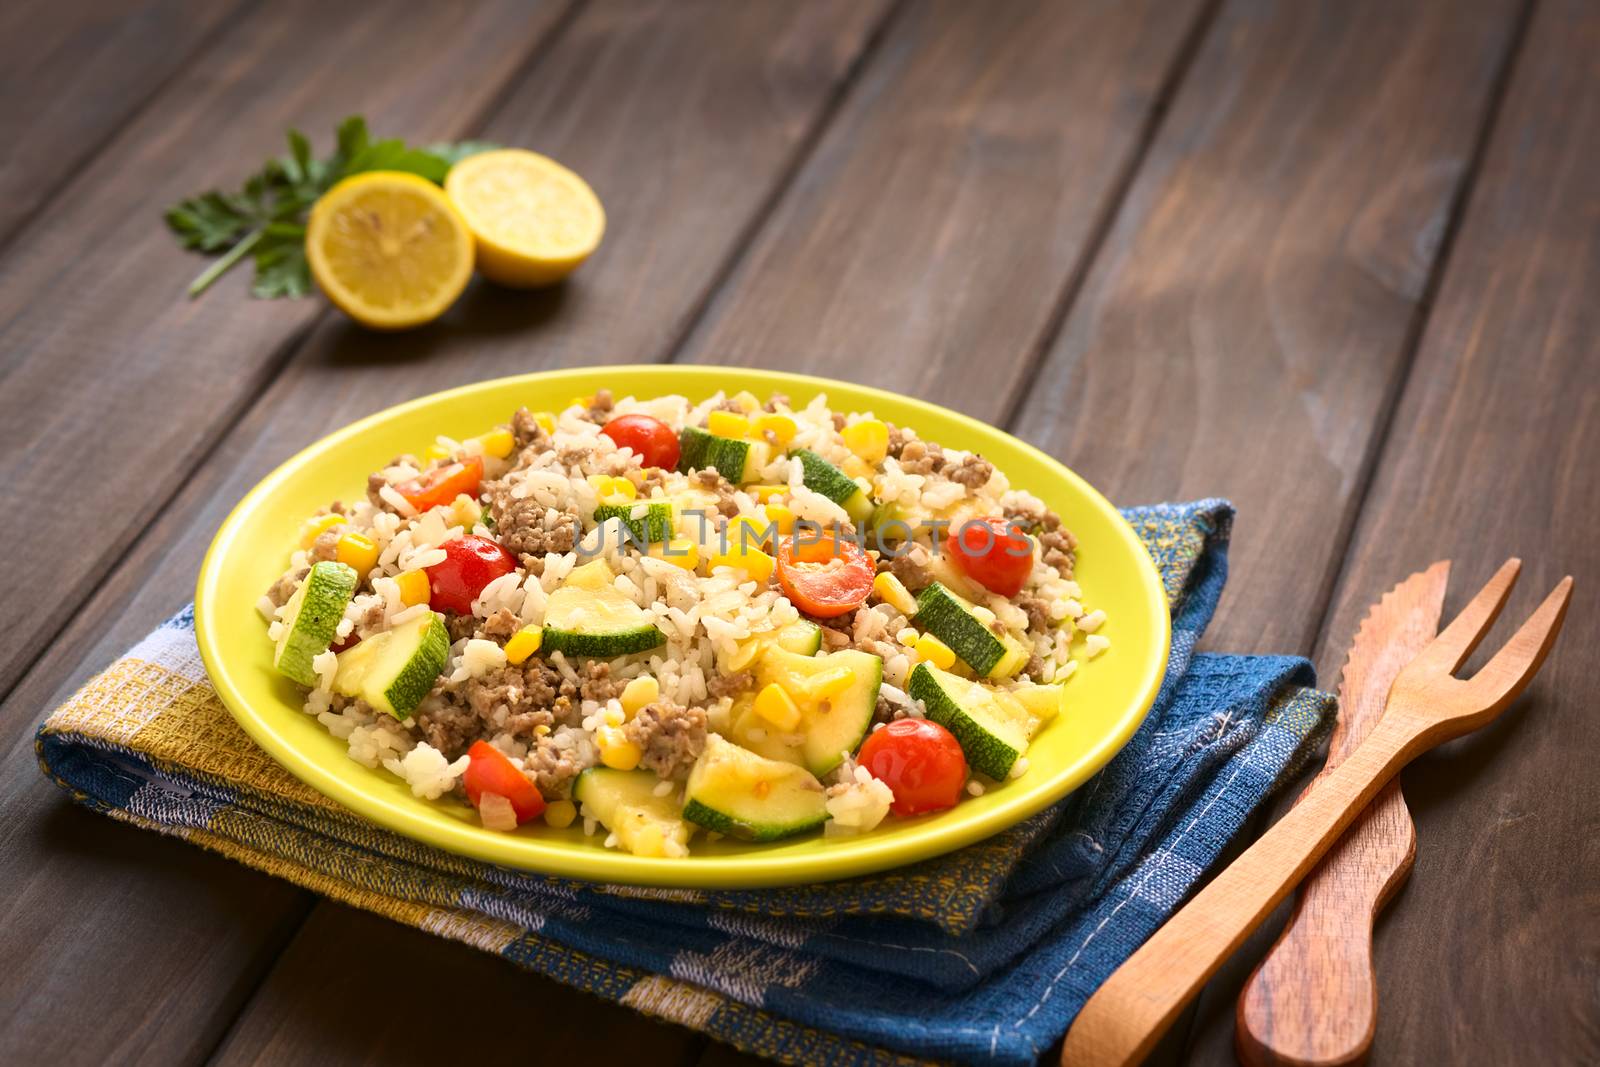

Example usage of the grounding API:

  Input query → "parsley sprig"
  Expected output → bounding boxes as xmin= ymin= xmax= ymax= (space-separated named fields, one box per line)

xmin=165 ymin=116 xmax=493 ymax=299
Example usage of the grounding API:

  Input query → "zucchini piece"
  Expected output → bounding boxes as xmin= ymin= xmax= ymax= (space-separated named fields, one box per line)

xmin=738 ymin=646 xmax=880 ymax=775
xmin=541 ymin=559 xmax=665 ymax=657
xmin=907 ymin=662 xmax=1036 ymax=779
xmin=791 ymin=448 xmax=873 ymax=524
xmin=682 ymin=735 xmax=828 ymax=841
xmin=774 ymin=619 xmax=822 ymax=655
xmin=592 ymin=500 xmax=673 ymax=543
xmin=678 ymin=426 xmax=772 ymax=484
xmin=913 ymin=581 xmax=1028 ymax=678
xmin=574 ymin=767 xmax=692 ymax=858
xmin=273 ymin=560 xmax=359 ymax=686
xmin=332 ymin=610 xmax=450 ymax=720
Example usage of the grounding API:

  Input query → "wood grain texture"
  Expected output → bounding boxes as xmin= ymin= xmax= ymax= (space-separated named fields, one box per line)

xmin=1280 ymin=2 xmax=1599 ymax=1062
xmin=1067 ymin=562 xmax=1571 ymax=1067
xmin=1236 ymin=564 xmax=1446 ymax=1067
xmin=1010 ymin=0 xmax=1527 ymax=656
xmin=678 ymin=0 xmax=1211 ymax=423
xmin=208 ymin=904 xmax=682 ymax=1067
xmin=0 ymin=3 xmax=893 ymax=1063
xmin=0 ymin=0 xmax=245 ymax=248
xmin=0 ymin=0 xmax=574 ymax=702
xmin=1183 ymin=2 xmax=1599 ymax=1064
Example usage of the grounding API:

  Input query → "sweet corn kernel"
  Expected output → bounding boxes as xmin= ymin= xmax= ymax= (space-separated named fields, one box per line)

xmin=621 ymin=676 xmax=659 ymax=718
xmin=896 ymin=627 xmax=920 ymax=648
xmin=753 ymin=413 xmax=797 ymax=447
xmin=504 ymin=626 xmax=543 ymax=666
xmin=334 ymin=532 xmax=378 ymax=575
xmin=709 ymin=544 xmax=774 ymax=583
xmin=748 ymin=484 xmax=787 ymax=503
xmin=602 ymin=706 xmax=625 ymax=727
xmin=299 ymin=513 xmax=346 ymax=548
xmin=762 ymin=503 xmax=796 ymax=536
xmin=423 ymin=443 xmax=453 ymax=463
xmin=914 ymin=633 xmax=957 ymax=670
xmin=475 ymin=428 xmax=515 ymax=459
xmin=872 ymin=572 xmax=919 ymax=616
xmin=793 ymin=665 xmax=855 ymax=701
xmin=534 ymin=411 xmax=557 ymax=436
xmin=649 ymin=537 xmax=700 ymax=571
xmin=597 ymin=727 xmax=642 ymax=771
xmin=604 ymin=476 xmax=637 ymax=502
xmin=842 ymin=419 xmax=890 ymax=465
xmin=842 ymin=455 xmax=875 ymax=480
xmin=731 ymin=390 xmax=762 ymax=413
xmin=707 ymin=410 xmax=750 ymax=439
xmin=569 ymin=394 xmax=594 ymax=410
xmin=753 ymin=683 xmax=802 ymax=732
xmin=727 ymin=514 xmax=772 ymax=550
xmin=543 ymin=800 xmax=577 ymax=829
xmin=449 ymin=493 xmax=482 ymax=530
xmin=396 ymin=569 xmax=431 ymax=607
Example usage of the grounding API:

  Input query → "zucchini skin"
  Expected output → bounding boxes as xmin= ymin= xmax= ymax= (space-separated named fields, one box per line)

xmin=791 ymin=448 xmax=858 ymax=505
xmin=540 ymin=624 xmax=665 ymax=657
xmin=592 ymin=501 xmax=673 ymax=542
xmin=913 ymin=582 xmax=1007 ymax=675
xmin=680 ymin=798 xmax=826 ymax=842
xmin=907 ymin=662 xmax=1023 ymax=779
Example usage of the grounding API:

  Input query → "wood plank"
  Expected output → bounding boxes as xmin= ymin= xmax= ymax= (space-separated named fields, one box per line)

xmin=0 ymin=0 xmax=245 ymax=248
xmin=679 ymin=0 xmax=1212 ymax=425
xmin=687 ymin=0 xmax=1524 ymax=1062
xmin=0 ymin=0 xmax=576 ymax=702
xmin=1010 ymin=0 xmax=1526 ymax=655
xmin=2 ymin=2 xmax=893 ymax=1062
xmin=1183 ymin=1 xmax=1599 ymax=1061
xmin=208 ymin=904 xmax=688 ymax=1066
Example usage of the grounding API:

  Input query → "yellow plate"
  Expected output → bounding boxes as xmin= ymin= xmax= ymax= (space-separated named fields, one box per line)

xmin=196 ymin=367 xmax=1169 ymax=888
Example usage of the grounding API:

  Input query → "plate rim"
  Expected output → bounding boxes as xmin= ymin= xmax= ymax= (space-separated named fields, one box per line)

xmin=195 ymin=365 xmax=1170 ymax=887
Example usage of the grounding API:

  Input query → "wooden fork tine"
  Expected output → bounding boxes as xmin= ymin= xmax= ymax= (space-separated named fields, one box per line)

xmin=1409 ymin=558 xmax=1520 ymax=676
xmin=1461 ymin=575 xmax=1574 ymax=714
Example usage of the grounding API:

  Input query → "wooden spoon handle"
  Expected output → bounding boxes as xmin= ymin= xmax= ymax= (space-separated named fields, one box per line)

xmin=1060 ymin=717 xmax=1419 ymax=1067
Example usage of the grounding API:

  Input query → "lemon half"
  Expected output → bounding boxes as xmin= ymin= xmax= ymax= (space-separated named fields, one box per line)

xmin=444 ymin=148 xmax=605 ymax=288
xmin=306 ymin=171 xmax=473 ymax=330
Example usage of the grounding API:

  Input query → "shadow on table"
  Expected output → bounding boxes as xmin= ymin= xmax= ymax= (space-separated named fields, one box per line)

xmin=317 ymin=278 xmax=573 ymax=367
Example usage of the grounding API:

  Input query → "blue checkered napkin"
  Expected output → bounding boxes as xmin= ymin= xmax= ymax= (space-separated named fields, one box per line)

xmin=37 ymin=500 xmax=1335 ymax=1066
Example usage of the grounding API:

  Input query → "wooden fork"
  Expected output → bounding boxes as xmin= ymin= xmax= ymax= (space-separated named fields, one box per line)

xmin=1060 ymin=559 xmax=1573 ymax=1067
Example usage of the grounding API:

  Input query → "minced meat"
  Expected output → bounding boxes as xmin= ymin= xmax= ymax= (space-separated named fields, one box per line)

xmin=482 ymin=608 xmax=520 ymax=640
xmin=693 ymin=469 xmax=741 ymax=518
xmin=265 ymin=566 xmax=308 ymax=607
xmin=445 ymin=613 xmax=478 ymax=644
xmin=484 ymin=480 xmax=579 ymax=562
xmin=705 ymin=671 xmax=753 ymax=700
xmin=898 ymin=439 xmax=946 ymax=475
xmin=1018 ymin=596 xmax=1051 ymax=632
xmin=526 ymin=735 xmax=582 ymax=799
xmin=510 ymin=407 xmax=549 ymax=449
xmin=588 ymin=389 xmax=614 ymax=420
xmin=624 ymin=701 xmax=708 ymax=779
xmin=948 ymin=454 xmax=994 ymax=489
xmin=885 ymin=542 xmax=934 ymax=592
xmin=306 ymin=529 xmax=341 ymax=563
xmin=579 ymin=662 xmax=625 ymax=704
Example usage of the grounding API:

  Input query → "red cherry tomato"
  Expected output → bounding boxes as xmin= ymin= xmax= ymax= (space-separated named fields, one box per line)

xmin=600 ymin=414 xmax=680 ymax=470
xmin=858 ymin=718 xmax=969 ymax=816
xmin=463 ymin=741 xmax=546 ymax=823
xmin=425 ymin=534 xmax=516 ymax=615
xmin=946 ymin=516 xmax=1034 ymax=597
xmin=395 ymin=455 xmax=483 ymax=514
xmin=774 ymin=535 xmax=875 ymax=618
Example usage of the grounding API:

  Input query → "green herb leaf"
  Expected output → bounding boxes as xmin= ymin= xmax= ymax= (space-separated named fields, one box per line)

xmin=165 ymin=115 xmax=488 ymax=300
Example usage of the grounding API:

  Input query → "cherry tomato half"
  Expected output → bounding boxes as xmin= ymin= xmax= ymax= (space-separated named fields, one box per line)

xmin=425 ymin=534 xmax=516 ymax=615
xmin=600 ymin=414 xmax=680 ymax=470
xmin=463 ymin=741 xmax=545 ymax=823
xmin=946 ymin=516 xmax=1034 ymax=597
xmin=395 ymin=455 xmax=484 ymax=514
xmin=775 ymin=535 xmax=875 ymax=618
xmin=858 ymin=718 xmax=968 ymax=816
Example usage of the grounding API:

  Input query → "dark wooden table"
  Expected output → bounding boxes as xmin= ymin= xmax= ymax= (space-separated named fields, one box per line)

xmin=3 ymin=1 xmax=1594 ymax=1063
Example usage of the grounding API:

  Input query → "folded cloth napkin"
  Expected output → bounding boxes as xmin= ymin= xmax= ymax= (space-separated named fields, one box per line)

xmin=37 ymin=499 xmax=1333 ymax=1066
